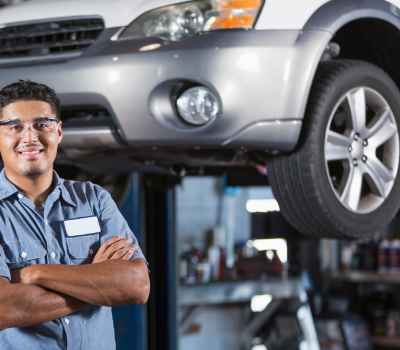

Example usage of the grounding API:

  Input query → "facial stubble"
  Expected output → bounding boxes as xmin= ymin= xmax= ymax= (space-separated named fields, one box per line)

xmin=20 ymin=161 xmax=45 ymax=179
xmin=15 ymin=143 xmax=47 ymax=179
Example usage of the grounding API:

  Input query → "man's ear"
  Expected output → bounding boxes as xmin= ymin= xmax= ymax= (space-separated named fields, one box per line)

xmin=57 ymin=121 xmax=63 ymax=144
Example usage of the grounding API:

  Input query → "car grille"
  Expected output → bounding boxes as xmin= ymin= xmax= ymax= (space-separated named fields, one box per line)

xmin=0 ymin=17 xmax=104 ymax=60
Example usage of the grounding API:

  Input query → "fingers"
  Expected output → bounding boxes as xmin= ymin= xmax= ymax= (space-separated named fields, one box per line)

xmin=97 ymin=235 xmax=123 ymax=255
xmin=110 ymin=246 xmax=138 ymax=260
xmin=106 ymin=237 xmax=133 ymax=256
xmin=93 ymin=235 xmax=138 ymax=265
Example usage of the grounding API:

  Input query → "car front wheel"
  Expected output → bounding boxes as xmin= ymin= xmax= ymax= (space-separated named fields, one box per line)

xmin=267 ymin=60 xmax=400 ymax=239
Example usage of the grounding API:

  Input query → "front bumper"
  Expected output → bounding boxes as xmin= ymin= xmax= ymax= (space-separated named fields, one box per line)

xmin=0 ymin=28 xmax=332 ymax=152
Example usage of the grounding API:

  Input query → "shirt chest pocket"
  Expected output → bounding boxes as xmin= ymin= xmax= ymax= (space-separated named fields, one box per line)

xmin=0 ymin=239 xmax=46 ymax=266
xmin=66 ymin=234 xmax=100 ymax=263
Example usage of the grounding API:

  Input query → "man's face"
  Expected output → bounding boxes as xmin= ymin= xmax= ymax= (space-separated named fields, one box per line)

xmin=0 ymin=100 xmax=62 ymax=179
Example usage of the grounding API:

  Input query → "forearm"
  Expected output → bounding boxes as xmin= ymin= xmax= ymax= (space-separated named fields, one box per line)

xmin=0 ymin=283 xmax=88 ymax=330
xmin=25 ymin=259 xmax=149 ymax=307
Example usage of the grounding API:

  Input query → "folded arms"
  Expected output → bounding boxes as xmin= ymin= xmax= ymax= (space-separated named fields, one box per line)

xmin=0 ymin=235 xmax=150 ymax=331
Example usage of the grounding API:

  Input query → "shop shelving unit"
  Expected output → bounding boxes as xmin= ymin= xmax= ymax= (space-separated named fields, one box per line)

xmin=372 ymin=336 xmax=400 ymax=347
xmin=180 ymin=278 xmax=304 ymax=306
xmin=179 ymin=278 xmax=321 ymax=350
xmin=330 ymin=270 xmax=400 ymax=284
xmin=330 ymin=270 xmax=400 ymax=348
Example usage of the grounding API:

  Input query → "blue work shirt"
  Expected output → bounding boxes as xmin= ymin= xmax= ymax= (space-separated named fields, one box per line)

xmin=0 ymin=169 xmax=147 ymax=350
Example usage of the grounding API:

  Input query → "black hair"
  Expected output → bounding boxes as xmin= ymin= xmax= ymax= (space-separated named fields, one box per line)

xmin=0 ymin=79 xmax=60 ymax=119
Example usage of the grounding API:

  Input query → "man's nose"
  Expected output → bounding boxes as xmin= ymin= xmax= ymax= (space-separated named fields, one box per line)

xmin=21 ymin=126 xmax=39 ymax=142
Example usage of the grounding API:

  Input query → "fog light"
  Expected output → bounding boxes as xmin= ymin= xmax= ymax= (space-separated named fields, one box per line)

xmin=176 ymin=87 xmax=219 ymax=125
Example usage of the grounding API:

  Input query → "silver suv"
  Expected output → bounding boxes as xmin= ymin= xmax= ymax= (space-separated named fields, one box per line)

xmin=0 ymin=0 xmax=399 ymax=239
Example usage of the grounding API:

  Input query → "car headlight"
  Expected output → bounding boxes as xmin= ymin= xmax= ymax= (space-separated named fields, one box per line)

xmin=119 ymin=0 xmax=264 ymax=42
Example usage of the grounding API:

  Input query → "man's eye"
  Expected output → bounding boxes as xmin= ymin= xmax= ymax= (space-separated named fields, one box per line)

xmin=36 ymin=123 xmax=49 ymax=129
xmin=9 ymin=125 xmax=22 ymax=131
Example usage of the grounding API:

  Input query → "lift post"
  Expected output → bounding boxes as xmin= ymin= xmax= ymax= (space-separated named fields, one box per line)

xmin=144 ymin=174 xmax=179 ymax=350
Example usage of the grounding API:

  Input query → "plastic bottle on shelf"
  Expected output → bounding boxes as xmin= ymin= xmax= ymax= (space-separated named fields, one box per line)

xmin=389 ymin=239 xmax=400 ymax=274
xmin=187 ymin=253 xmax=199 ymax=284
xmin=363 ymin=239 xmax=377 ymax=271
xmin=387 ymin=310 xmax=396 ymax=336
xmin=192 ymin=242 xmax=202 ymax=262
xmin=180 ymin=244 xmax=190 ymax=284
xmin=207 ymin=246 xmax=220 ymax=281
xmin=341 ymin=244 xmax=353 ymax=270
xmin=207 ymin=226 xmax=223 ymax=281
xmin=351 ymin=242 xmax=363 ymax=270
xmin=219 ymin=248 xmax=226 ymax=280
xmin=377 ymin=239 xmax=390 ymax=274
xmin=180 ymin=244 xmax=198 ymax=284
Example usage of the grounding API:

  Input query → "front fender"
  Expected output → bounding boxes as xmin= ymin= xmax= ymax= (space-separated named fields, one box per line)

xmin=304 ymin=0 xmax=400 ymax=33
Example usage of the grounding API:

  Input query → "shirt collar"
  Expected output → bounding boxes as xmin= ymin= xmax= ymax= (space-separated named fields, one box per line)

xmin=0 ymin=168 xmax=77 ymax=207
xmin=55 ymin=172 xmax=76 ymax=207
xmin=0 ymin=169 xmax=18 ymax=200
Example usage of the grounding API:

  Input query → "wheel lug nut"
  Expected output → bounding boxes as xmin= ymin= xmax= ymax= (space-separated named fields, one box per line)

xmin=349 ymin=146 xmax=353 ymax=152
xmin=354 ymin=133 xmax=360 ymax=141
xmin=363 ymin=140 xmax=368 ymax=147
xmin=362 ymin=155 xmax=368 ymax=162
xmin=353 ymin=159 xmax=358 ymax=166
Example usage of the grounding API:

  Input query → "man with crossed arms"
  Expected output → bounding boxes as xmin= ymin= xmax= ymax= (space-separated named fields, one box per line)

xmin=0 ymin=80 xmax=150 ymax=349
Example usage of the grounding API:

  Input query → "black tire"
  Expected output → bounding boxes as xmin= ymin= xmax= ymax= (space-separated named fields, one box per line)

xmin=267 ymin=60 xmax=400 ymax=239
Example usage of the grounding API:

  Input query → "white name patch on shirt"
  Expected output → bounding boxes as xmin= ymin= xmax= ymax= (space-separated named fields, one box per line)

xmin=63 ymin=216 xmax=101 ymax=237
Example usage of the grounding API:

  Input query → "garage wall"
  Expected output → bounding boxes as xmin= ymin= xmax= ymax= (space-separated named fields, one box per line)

xmin=175 ymin=176 xmax=251 ymax=253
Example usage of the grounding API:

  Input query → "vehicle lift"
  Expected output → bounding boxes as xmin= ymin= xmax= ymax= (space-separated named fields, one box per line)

xmin=112 ymin=173 xmax=319 ymax=350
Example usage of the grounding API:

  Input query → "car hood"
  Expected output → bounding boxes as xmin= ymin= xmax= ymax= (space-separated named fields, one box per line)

xmin=0 ymin=0 xmax=187 ymax=28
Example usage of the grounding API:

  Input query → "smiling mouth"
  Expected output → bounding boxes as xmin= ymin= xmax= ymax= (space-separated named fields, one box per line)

xmin=21 ymin=151 xmax=42 ymax=154
xmin=17 ymin=149 xmax=45 ymax=158
xmin=20 ymin=150 xmax=43 ymax=155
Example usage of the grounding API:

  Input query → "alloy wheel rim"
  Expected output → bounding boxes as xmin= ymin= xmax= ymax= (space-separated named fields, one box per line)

xmin=324 ymin=87 xmax=399 ymax=214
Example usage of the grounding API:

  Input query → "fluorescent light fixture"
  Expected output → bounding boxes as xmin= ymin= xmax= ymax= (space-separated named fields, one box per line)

xmin=252 ymin=346 xmax=267 ymax=350
xmin=253 ymin=239 xmax=287 ymax=263
xmin=251 ymin=294 xmax=273 ymax=312
xmin=266 ymin=250 xmax=274 ymax=260
xmin=246 ymin=199 xmax=280 ymax=213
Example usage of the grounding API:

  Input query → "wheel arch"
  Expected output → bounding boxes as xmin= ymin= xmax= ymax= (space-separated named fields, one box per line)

xmin=332 ymin=18 xmax=400 ymax=92
xmin=295 ymin=0 xmax=400 ymax=144
xmin=304 ymin=0 xmax=400 ymax=34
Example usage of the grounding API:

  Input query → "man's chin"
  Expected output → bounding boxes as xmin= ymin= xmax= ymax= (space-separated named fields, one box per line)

xmin=20 ymin=166 xmax=44 ymax=179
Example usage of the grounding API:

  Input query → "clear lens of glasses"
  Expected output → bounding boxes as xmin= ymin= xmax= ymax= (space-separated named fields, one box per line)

xmin=0 ymin=119 xmax=58 ymax=138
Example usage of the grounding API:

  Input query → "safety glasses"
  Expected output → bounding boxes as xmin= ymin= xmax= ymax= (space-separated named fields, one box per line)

xmin=0 ymin=117 xmax=59 ymax=139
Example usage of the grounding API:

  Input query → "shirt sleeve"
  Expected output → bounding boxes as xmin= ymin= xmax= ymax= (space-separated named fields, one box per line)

xmin=98 ymin=189 xmax=148 ymax=268
xmin=0 ymin=254 xmax=10 ymax=281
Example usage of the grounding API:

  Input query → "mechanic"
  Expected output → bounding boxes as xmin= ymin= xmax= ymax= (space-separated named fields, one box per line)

xmin=0 ymin=80 xmax=150 ymax=349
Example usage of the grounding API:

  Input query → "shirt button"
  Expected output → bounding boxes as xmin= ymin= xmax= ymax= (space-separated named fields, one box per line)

xmin=65 ymin=318 xmax=69 ymax=324
xmin=21 ymin=251 xmax=27 ymax=258
xmin=90 ymin=249 xmax=94 ymax=255
xmin=17 ymin=194 xmax=23 ymax=199
xmin=45 ymin=220 xmax=48 ymax=224
xmin=51 ymin=252 xmax=56 ymax=258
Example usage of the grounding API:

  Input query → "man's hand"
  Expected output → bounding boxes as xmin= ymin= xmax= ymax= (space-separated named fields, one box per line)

xmin=92 ymin=235 xmax=138 ymax=264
